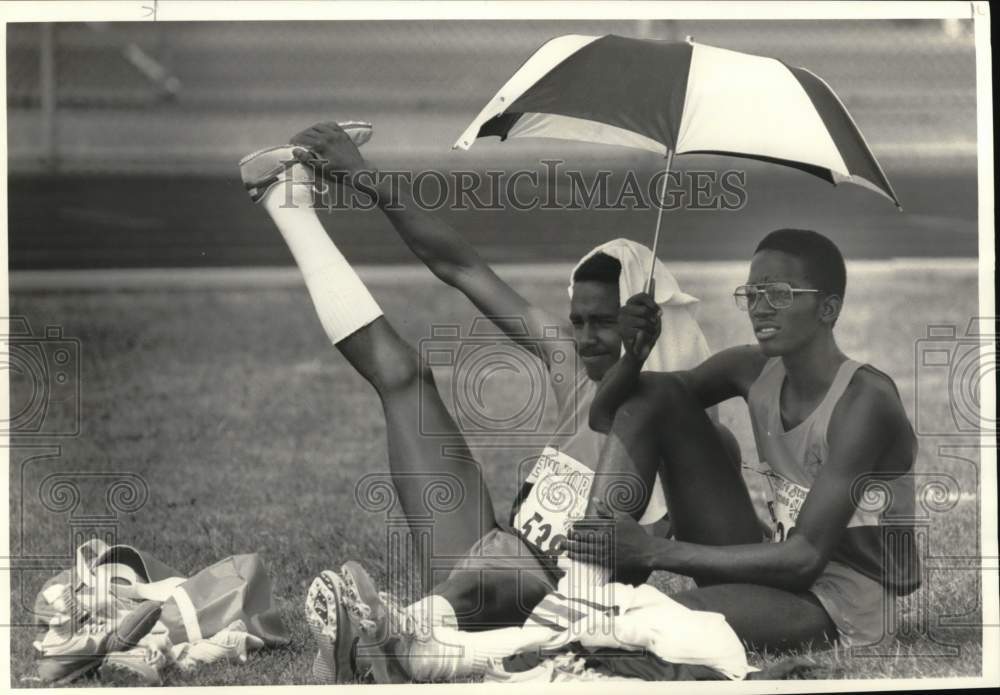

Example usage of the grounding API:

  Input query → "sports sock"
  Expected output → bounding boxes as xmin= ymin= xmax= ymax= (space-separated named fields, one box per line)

xmin=260 ymin=162 xmax=382 ymax=344
xmin=400 ymin=625 xmax=550 ymax=681
xmin=404 ymin=594 xmax=458 ymax=637
xmin=396 ymin=595 xmax=550 ymax=681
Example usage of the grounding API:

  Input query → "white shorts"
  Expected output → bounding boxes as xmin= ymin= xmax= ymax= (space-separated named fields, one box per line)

xmin=810 ymin=560 xmax=889 ymax=647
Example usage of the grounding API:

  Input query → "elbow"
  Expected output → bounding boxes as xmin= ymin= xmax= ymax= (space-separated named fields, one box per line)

xmin=589 ymin=409 xmax=613 ymax=434
xmin=437 ymin=260 xmax=483 ymax=290
xmin=790 ymin=564 xmax=824 ymax=593
xmin=431 ymin=261 xmax=463 ymax=288
xmin=786 ymin=538 xmax=827 ymax=591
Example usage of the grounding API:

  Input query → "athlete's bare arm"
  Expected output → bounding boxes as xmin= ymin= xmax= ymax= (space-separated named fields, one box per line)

xmin=291 ymin=121 xmax=569 ymax=370
xmin=571 ymin=368 xmax=914 ymax=591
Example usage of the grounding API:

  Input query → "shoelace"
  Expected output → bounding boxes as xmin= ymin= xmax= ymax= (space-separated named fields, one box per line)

xmin=379 ymin=591 xmax=431 ymax=642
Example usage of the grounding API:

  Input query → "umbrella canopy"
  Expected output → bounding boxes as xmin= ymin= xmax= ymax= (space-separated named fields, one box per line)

xmin=455 ymin=34 xmax=901 ymax=209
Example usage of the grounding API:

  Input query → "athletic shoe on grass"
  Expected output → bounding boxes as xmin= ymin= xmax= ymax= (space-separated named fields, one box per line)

xmin=36 ymin=601 xmax=162 ymax=685
xmin=305 ymin=570 xmax=369 ymax=683
xmin=100 ymin=645 xmax=166 ymax=686
xmin=339 ymin=561 xmax=414 ymax=684
xmin=305 ymin=564 xmax=413 ymax=684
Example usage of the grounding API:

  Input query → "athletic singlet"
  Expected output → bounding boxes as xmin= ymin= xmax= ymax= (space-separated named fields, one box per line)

xmin=508 ymin=367 xmax=668 ymax=556
xmin=747 ymin=358 xmax=921 ymax=596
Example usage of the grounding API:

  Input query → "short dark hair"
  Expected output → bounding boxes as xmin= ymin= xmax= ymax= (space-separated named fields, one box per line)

xmin=754 ymin=229 xmax=846 ymax=298
xmin=573 ymin=252 xmax=621 ymax=285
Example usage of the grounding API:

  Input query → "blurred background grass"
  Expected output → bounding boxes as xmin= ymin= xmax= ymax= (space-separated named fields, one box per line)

xmin=5 ymin=18 xmax=978 ymax=268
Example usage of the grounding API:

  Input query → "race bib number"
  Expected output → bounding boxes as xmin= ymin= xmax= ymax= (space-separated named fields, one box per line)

xmin=769 ymin=475 xmax=809 ymax=544
xmin=514 ymin=447 xmax=594 ymax=556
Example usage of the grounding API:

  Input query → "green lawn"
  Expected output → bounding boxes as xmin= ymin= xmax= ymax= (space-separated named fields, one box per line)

xmin=8 ymin=262 xmax=984 ymax=684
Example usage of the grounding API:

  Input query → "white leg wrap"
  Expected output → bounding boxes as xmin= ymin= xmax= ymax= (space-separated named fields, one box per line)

xmin=260 ymin=169 xmax=382 ymax=344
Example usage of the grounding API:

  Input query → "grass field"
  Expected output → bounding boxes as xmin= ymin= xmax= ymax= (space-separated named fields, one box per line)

xmin=8 ymin=260 xmax=985 ymax=685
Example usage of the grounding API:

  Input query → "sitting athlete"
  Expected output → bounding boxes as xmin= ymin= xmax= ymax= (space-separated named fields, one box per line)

xmin=239 ymin=121 xmax=738 ymax=682
xmin=567 ymin=228 xmax=922 ymax=652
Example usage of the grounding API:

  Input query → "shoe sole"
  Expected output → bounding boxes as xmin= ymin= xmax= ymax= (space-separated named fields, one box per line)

xmin=340 ymin=561 xmax=416 ymax=684
xmin=306 ymin=570 xmax=369 ymax=684
xmin=305 ymin=571 xmax=340 ymax=682
xmin=339 ymin=562 xmax=381 ymax=636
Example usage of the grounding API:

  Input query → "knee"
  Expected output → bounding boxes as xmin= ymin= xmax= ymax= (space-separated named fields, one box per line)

xmin=613 ymin=374 xmax=669 ymax=420
xmin=715 ymin=423 xmax=742 ymax=469
xmin=610 ymin=373 xmax=693 ymax=432
xmin=653 ymin=372 xmax=698 ymax=408
xmin=370 ymin=343 xmax=434 ymax=395
xmin=670 ymin=588 xmax=712 ymax=612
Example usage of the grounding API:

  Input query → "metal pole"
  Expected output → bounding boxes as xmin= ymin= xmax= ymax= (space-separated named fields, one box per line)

xmin=645 ymin=150 xmax=675 ymax=292
xmin=39 ymin=23 xmax=57 ymax=171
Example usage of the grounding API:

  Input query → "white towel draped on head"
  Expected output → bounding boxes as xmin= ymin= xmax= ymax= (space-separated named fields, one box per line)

xmin=569 ymin=238 xmax=712 ymax=523
xmin=569 ymin=238 xmax=711 ymax=373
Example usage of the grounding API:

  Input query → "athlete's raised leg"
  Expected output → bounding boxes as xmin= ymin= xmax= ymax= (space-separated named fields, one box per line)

xmin=241 ymin=145 xmax=497 ymax=578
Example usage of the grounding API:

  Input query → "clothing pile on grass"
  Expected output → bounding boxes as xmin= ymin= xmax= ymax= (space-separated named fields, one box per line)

xmin=474 ymin=575 xmax=756 ymax=683
xmin=32 ymin=539 xmax=289 ymax=685
xmin=404 ymin=573 xmax=831 ymax=683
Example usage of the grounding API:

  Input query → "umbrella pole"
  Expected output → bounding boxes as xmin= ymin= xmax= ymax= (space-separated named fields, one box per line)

xmin=645 ymin=149 xmax=675 ymax=292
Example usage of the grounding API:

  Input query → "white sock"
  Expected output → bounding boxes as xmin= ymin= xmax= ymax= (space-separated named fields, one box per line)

xmin=260 ymin=164 xmax=382 ymax=344
xmin=398 ymin=595 xmax=550 ymax=681
xmin=400 ymin=625 xmax=550 ymax=681
xmin=404 ymin=594 xmax=457 ymax=636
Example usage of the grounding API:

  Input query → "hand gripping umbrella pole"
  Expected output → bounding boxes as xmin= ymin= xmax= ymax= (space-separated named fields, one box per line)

xmin=645 ymin=149 xmax=675 ymax=293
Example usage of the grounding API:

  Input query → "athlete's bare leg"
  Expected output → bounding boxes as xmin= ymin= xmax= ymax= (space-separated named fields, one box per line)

xmin=245 ymin=150 xmax=570 ymax=682
xmin=243 ymin=148 xmax=497 ymax=584
xmin=670 ymin=583 xmax=835 ymax=652
xmin=590 ymin=374 xmax=759 ymax=550
xmin=337 ymin=318 xmax=499 ymax=575
xmin=590 ymin=373 xmax=836 ymax=650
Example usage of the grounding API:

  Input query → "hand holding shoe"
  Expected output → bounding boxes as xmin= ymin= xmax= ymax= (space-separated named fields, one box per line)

xmin=290 ymin=121 xmax=373 ymax=186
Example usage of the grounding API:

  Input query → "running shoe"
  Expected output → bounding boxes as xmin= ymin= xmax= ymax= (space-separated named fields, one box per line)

xmin=35 ymin=601 xmax=162 ymax=684
xmin=339 ymin=561 xmax=412 ymax=684
xmin=100 ymin=645 xmax=166 ymax=686
xmin=239 ymin=120 xmax=372 ymax=203
xmin=305 ymin=570 xmax=369 ymax=683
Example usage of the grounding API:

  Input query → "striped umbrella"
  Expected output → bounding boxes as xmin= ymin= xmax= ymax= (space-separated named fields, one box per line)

xmin=454 ymin=34 xmax=901 ymax=283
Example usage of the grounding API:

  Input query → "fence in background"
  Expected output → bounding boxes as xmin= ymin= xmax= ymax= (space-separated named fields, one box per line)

xmin=6 ymin=19 xmax=978 ymax=174
xmin=5 ymin=19 xmax=980 ymax=268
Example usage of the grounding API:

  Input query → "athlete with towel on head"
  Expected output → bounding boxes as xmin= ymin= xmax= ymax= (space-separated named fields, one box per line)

xmin=239 ymin=121 xmax=739 ymax=682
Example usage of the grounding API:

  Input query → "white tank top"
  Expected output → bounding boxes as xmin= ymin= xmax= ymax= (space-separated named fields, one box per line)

xmin=747 ymin=358 xmax=880 ymax=541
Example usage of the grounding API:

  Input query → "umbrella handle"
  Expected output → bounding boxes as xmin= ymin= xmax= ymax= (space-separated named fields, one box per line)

xmin=645 ymin=149 xmax=675 ymax=293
